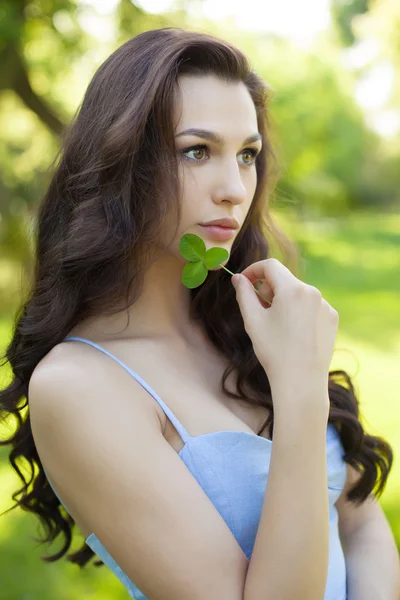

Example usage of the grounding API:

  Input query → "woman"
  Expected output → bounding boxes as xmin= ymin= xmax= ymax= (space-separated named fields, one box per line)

xmin=0 ymin=27 xmax=398 ymax=600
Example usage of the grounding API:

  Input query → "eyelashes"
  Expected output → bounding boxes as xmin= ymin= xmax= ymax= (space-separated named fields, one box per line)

xmin=180 ymin=144 xmax=259 ymax=166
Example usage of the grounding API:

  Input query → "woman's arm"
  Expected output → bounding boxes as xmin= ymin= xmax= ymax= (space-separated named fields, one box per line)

xmin=336 ymin=464 xmax=400 ymax=600
xmin=244 ymin=391 xmax=331 ymax=600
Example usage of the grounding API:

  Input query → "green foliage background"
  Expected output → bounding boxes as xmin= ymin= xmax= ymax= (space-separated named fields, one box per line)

xmin=0 ymin=0 xmax=399 ymax=597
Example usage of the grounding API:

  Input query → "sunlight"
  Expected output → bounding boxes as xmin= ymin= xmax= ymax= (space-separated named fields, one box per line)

xmin=135 ymin=0 xmax=331 ymax=46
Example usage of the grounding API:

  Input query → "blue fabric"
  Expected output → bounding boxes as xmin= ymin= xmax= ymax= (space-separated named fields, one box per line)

xmin=43 ymin=335 xmax=348 ymax=600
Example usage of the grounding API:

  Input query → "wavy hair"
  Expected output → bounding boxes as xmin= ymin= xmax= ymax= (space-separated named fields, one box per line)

xmin=0 ymin=27 xmax=393 ymax=570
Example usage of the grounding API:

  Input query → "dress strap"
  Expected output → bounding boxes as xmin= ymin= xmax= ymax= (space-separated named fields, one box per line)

xmin=63 ymin=336 xmax=192 ymax=443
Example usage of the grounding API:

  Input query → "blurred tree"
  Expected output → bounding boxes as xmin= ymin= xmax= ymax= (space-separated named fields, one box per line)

xmin=0 ymin=0 xmax=166 ymax=315
xmin=332 ymin=0 xmax=400 ymax=64
xmin=331 ymin=0 xmax=369 ymax=46
xmin=354 ymin=0 xmax=400 ymax=104
xmin=246 ymin=37 xmax=382 ymax=217
xmin=0 ymin=0 xmax=84 ymax=134
xmin=330 ymin=0 xmax=400 ymax=210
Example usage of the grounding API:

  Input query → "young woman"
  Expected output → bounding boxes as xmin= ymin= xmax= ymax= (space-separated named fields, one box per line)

xmin=1 ymin=27 xmax=398 ymax=600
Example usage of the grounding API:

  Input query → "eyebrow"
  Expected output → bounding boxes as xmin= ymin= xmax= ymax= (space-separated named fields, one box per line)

xmin=175 ymin=128 xmax=262 ymax=146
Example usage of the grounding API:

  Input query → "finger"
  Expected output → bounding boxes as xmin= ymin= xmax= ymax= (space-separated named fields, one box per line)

xmin=321 ymin=298 xmax=339 ymax=323
xmin=232 ymin=273 xmax=266 ymax=328
xmin=240 ymin=258 xmax=296 ymax=296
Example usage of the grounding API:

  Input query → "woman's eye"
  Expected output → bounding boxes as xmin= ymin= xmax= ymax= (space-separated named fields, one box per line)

xmin=181 ymin=145 xmax=259 ymax=165
xmin=241 ymin=149 xmax=258 ymax=164
xmin=182 ymin=145 xmax=208 ymax=161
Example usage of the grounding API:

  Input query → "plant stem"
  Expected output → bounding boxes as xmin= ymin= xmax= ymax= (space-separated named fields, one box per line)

xmin=221 ymin=265 xmax=272 ymax=306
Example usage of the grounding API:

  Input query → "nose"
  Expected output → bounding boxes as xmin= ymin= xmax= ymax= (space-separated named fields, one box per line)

xmin=212 ymin=159 xmax=249 ymax=205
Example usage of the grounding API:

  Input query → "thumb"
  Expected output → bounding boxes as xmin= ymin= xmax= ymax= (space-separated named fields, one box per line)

xmin=232 ymin=274 xmax=263 ymax=321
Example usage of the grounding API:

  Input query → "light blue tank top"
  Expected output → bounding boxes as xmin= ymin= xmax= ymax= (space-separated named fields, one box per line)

xmin=43 ymin=335 xmax=348 ymax=600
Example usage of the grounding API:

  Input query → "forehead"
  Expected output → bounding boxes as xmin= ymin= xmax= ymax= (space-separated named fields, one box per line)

xmin=173 ymin=75 xmax=258 ymax=135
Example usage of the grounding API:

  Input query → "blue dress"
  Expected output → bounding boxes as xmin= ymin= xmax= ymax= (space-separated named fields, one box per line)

xmin=43 ymin=335 xmax=348 ymax=600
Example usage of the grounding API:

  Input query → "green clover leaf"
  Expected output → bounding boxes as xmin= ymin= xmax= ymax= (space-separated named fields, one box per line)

xmin=179 ymin=233 xmax=207 ymax=262
xmin=179 ymin=233 xmax=271 ymax=305
xmin=204 ymin=247 xmax=230 ymax=270
xmin=181 ymin=260 xmax=208 ymax=288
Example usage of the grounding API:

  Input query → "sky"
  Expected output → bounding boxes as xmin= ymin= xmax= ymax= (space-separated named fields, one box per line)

xmin=137 ymin=0 xmax=332 ymax=46
xmin=82 ymin=0 xmax=332 ymax=46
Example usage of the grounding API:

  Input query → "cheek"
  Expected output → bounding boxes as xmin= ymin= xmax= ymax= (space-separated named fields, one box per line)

xmin=178 ymin=170 xmax=201 ymax=217
xmin=178 ymin=160 xmax=195 ymax=183
xmin=248 ymin=168 xmax=258 ymax=192
xmin=179 ymin=164 xmax=199 ymax=194
xmin=244 ymin=172 xmax=257 ymax=207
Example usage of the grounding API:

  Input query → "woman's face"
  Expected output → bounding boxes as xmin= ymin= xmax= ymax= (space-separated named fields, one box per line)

xmin=168 ymin=74 xmax=262 ymax=268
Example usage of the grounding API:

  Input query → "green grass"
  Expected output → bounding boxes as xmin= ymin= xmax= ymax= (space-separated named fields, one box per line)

xmin=288 ymin=210 xmax=400 ymax=524
xmin=0 ymin=209 xmax=399 ymax=599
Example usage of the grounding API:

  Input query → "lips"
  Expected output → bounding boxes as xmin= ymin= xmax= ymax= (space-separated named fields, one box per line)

xmin=199 ymin=224 xmax=237 ymax=240
xmin=200 ymin=218 xmax=239 ymax=229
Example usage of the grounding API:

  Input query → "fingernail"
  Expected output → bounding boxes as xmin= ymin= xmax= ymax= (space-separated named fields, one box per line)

xmin=231 ymin=274 xmax=240 ymax=289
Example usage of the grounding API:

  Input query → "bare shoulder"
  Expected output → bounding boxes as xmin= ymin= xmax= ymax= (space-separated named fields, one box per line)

xmin=29 ymin=339 xmax=164 ymax=429
xmin=28 ymin=341 xmax=248 ymax=600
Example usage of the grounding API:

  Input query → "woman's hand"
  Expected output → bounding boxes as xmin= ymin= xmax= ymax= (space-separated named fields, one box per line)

xmin=232 ymin=258 xmax=338 ymax=409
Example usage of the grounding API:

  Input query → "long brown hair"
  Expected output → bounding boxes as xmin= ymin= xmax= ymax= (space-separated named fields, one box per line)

xmin=0 ymin=27 xmax=393 ymax=570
